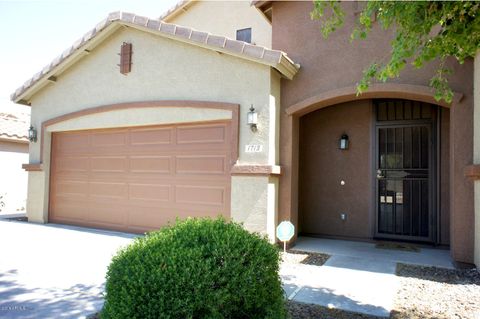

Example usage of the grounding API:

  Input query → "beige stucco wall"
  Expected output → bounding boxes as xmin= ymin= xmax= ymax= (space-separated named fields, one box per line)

xmin=26 ymin=26 xmax=281 ymax=238
xmin=474 ymin=52 xmax=480 ymax=268
xmin=167 ymin=1 xmax=272 ymax=48
xmin=0 ymin=141 xmax=28 ymax=214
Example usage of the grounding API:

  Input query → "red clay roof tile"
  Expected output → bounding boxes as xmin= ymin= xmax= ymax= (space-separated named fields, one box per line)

xmin=11 ymin=11 xmax=299 ymax=102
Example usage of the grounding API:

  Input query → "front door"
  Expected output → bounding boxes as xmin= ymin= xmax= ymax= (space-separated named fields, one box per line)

xmin=374 ymin=99 xmax=437 ymax=243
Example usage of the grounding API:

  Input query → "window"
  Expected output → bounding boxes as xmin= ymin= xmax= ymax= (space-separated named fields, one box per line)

xmin=236 ymin=28 xmax=252 ymax=43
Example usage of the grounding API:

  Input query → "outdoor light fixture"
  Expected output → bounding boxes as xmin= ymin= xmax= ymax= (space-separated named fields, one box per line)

xmin=28 ymin=125 xmax=37 ymax=143
xmin=339 ymin=134 xmax=349 ymax=150
xmin=247 ymin=105 xmax=258 ymax=132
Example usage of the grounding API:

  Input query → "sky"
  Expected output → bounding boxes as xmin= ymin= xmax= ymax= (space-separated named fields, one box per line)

xmin=0 ymin=0 xmax=180 ymax=113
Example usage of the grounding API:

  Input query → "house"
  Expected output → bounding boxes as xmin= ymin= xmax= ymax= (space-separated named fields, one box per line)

xmin=11 ymin=0 xmax=479 ymax=267
xmin=0 ymin=106 xmax=29 ymax=215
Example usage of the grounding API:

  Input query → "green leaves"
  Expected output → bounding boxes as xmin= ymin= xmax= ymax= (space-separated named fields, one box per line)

xmin=311 ymin=0 xmax=345 ymax=38
xmin=312 ymin=0 xmax=480 ymax=103
xmin=102 ymin=217 xmax=286 ymax=319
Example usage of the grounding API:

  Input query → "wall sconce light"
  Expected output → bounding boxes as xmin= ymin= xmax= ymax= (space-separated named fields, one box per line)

xmin=247 ymin=105 xmax=258 ymax=132
xmin=28 ymin=125 xmax=37 ymax=143
xmin=339 ymin=134 xmax=349 ymax=150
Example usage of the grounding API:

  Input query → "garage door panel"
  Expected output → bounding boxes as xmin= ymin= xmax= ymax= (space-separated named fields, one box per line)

xmin=54 ymin=133 xmax=90 ymax=153
xmin=129 ymin=183 xmax=171 ymax=202
xmin=173 ymin=210 xmax=225 ymax=219
xmin=51 ymin=199 xmax=92 ymax=221
xmin=130 ymin=128 xmax=172 ymax=146
xmin=127 ymin=208 xmax=174 ymax=231
xmin=91 ymin=131 xmax=127 ymax=147
xmin=89 ymin=182 xmax=128 ymax=199
xmin=177 ymin=125 xmax=226 ymax=145
xmin=130 ymin=156 xmax=171 ymax=173
xmin=50 ymin=121 xmax=232 ymax=233
xmin=88 ymin=203 xmax=128 ymax=225
xmin=175 ymin=185 xmax=225 ymax=206
xmin=176 ymin=155 xmax=226 ymax=175
xmin=55 ymin=156 xmax=89 ymax=173
xmin=90 ymin=156 xmax=127 ymax=172
xmin=54 ymin=180 xmax=89 ymax=198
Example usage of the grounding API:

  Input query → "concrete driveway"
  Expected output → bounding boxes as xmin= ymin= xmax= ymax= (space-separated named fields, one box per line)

xmin=0 ymin=220 xmax=136 ymax=319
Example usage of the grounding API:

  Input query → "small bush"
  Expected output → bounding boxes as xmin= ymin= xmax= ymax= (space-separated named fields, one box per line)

xmin=102 ymin=217 xmax=286 ymax=319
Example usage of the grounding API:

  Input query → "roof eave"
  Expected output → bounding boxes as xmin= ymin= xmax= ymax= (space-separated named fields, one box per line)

xmin=12 ymin=22 xmax=123 ymax=104
xmin=0 ymin=136 xmax=29 ymax=144
xmin=122 ymin=22 xmax=299 ymax=80
xmin=277 ymin=56 xmax=300 ymax=80
xmin=252 ymin=1 xmax=273 ymax=23
xmin=12 ymin=12 xmax=300 ymax=104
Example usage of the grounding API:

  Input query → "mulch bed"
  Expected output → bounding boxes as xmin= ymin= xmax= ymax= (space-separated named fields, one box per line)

xmin=282 ymin=250 xmax=330 ymax=266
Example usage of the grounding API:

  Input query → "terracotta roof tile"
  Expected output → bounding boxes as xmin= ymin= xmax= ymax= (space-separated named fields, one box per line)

xmin=225 ymin=39 xmax=246 ymax=54
xmin=146 ymin=19 xmax=161 ymax=30
xmin=121 ymin=12 xmax=135 ymax=23
xmin=206 ymin=34 xmax=227 ymax=48
xmin=190 ymin=30 xmax=209 ymax=43
xmin=243 ymin=44 xmax=265 ymax=59
xmin=159 ymin=0 xmax=191 ymax=21
xmin=11 ymin=11 xmax=299 ymax=102
xmin=262 ymin=49 xmax=282 ymax=64
xmin=133 ymin=15 xmax=149 ymax=26
xmin=175 ymin=25 xmax=192 ymax=39
xmin=0 ymin=107 xmax=30 ymax=142
xmin=159 ymin=22 xmax=177 ymax=35
xmin=108 ymin=11 xmax=121 ymax=21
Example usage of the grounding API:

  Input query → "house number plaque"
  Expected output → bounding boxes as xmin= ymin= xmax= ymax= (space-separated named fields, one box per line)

xmin=245 ymin=144 xmax=263 ymax=153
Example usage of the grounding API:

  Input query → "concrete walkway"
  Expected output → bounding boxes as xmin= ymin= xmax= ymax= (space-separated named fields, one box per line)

xmin=1 ymin=220 xmax=455 ymax=319
xmin=281 ymin=237 xmax=454 ymax=318
xmin=294 ymin=237 xmax=454 ymax=269
xmin=0 ymin=220 xmax=135 ymax=319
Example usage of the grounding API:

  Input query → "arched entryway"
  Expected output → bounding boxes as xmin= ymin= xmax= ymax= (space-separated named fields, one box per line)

xmin=297 ymin=98 xmax=450 ymax=245
xmin=278 ymin=83 xmax=475 ymax=263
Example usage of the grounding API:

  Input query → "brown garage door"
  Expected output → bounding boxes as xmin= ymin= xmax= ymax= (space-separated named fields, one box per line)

xmin=49 ymin=121 xmax=232 ymax=233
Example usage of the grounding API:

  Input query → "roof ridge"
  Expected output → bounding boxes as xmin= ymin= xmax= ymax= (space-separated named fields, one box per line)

xmin=11 ymin=10 xmax=299 ymax=103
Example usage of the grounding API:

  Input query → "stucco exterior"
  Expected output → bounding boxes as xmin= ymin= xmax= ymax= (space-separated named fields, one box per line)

xmin=166 ymin=1 xmax=272 ymax=48
xmin=25 ymin=26 xmax=282 ymax=240
xmin=270 ymin=1 xmax=474 ymax=263
xmin=15 ymin=2 xmax=479 ymax=265
xmin=474 ymin=51 xmax=480 ymax=268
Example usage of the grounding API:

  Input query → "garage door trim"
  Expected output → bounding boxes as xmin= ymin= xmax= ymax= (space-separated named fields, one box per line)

xmin=36 ymin=100 xmax=239 ymax=167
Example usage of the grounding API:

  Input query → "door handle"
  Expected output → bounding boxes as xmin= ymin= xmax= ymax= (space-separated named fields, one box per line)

xmin=376 ymin=169 xmax=385 ymax=179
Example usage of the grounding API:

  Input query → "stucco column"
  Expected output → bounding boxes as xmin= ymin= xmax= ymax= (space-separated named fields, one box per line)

xmin=278 ymin=111 xmax=299 ymax=237
xmin=450 ymin=64 xmax=475 ymax=264
xmin=474 ymin=51 xmax=480 ymax=268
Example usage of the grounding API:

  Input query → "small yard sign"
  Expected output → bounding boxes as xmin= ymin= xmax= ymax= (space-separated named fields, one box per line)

xmin=276 ymin=221 xmax=295 ymax=252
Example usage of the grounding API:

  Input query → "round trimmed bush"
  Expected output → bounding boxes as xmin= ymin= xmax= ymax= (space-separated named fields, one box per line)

xmin=102 ymin=217 xmax=286 ymax=319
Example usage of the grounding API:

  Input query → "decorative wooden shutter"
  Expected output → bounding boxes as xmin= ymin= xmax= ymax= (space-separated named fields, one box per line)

xmin=119 ymin=42 xmax=132 ymax=75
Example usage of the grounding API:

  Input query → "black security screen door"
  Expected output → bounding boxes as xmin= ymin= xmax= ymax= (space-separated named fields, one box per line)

xmin=374 ymin=100 xmax=437 ymax=242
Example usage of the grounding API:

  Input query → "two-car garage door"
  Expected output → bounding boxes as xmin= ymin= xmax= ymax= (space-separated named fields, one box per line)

xmin=49 ymin=121 xmax=232 ymax=233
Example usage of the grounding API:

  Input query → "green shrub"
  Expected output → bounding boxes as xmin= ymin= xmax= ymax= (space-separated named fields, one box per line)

xmin=102 ymin=217 xmax=286 ymax=319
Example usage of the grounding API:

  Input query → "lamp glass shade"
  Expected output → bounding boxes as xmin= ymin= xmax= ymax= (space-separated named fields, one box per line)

xmin=247 ymin=109 xmax=258 ymax=125
xmin=339 ymin=134 xmax=349 ymax=150
xmin=28 ymin=126 xmax=37 ymax=142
